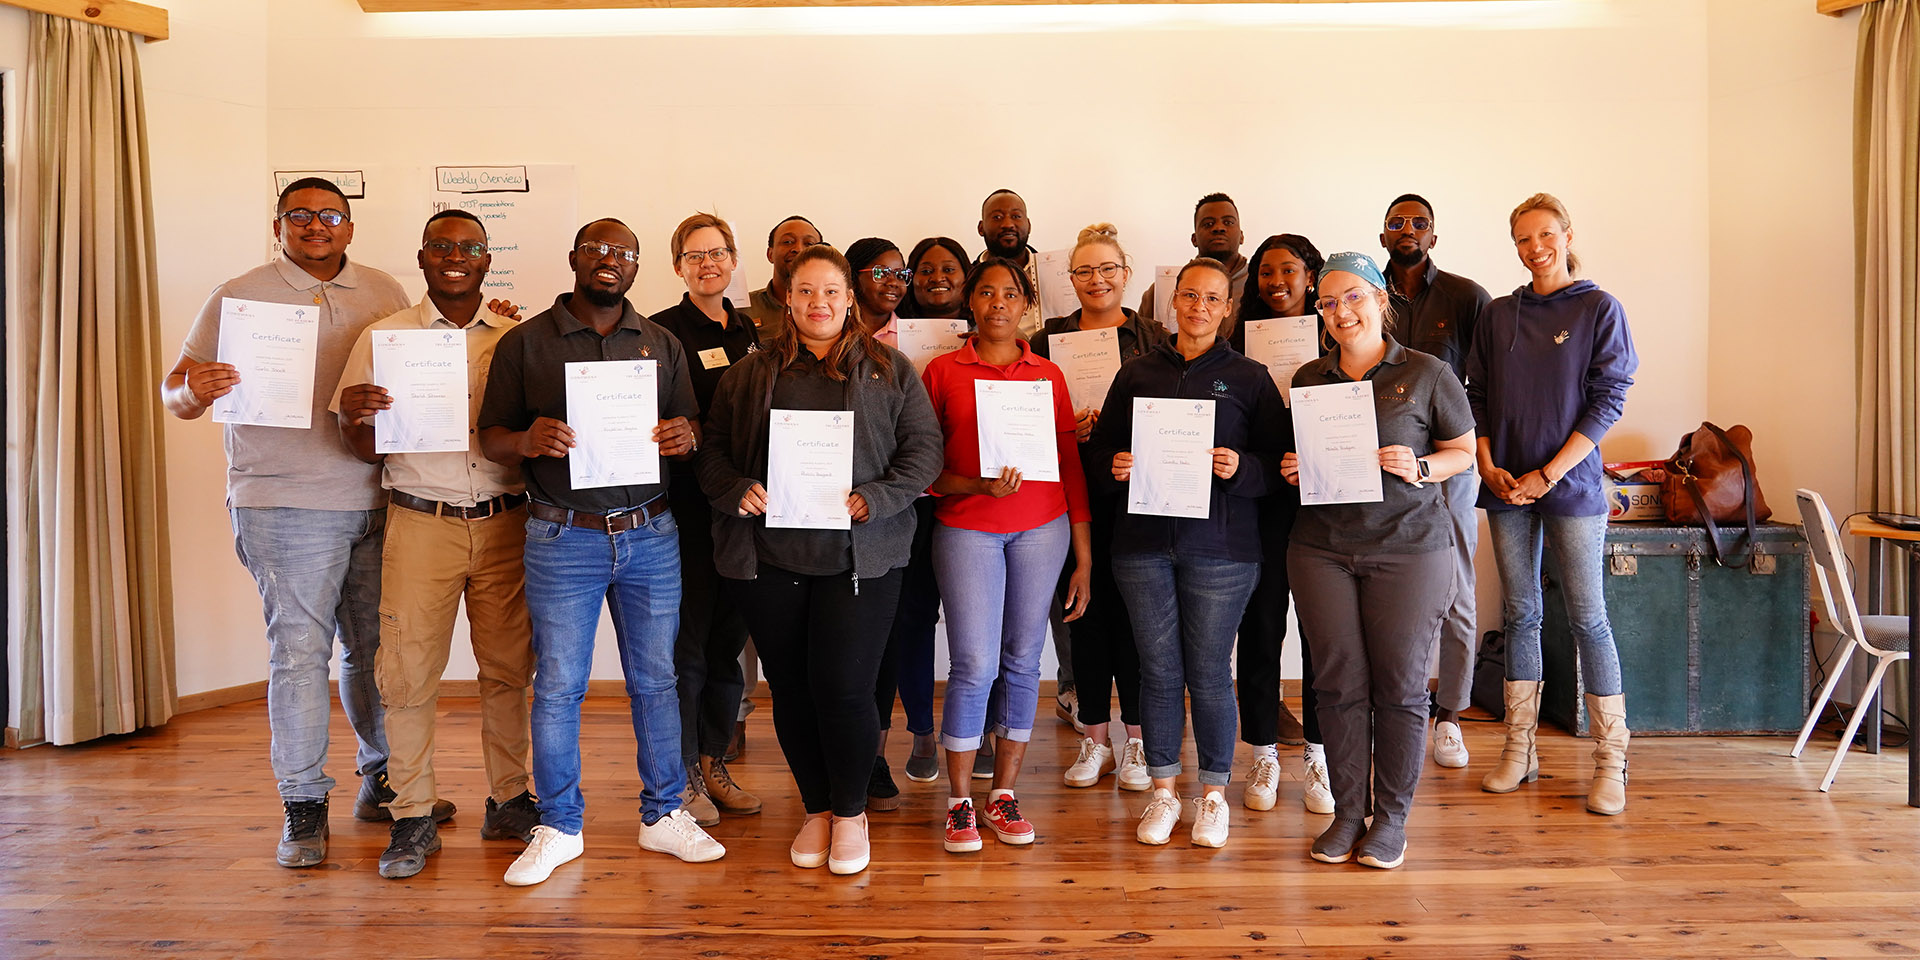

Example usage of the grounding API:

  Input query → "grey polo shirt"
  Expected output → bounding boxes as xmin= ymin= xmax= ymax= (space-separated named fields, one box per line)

xmin=1289 ymin=337 xmax=1475 ymax=555
xmin=477 ymin=293 xmax=699 ymax=514
xmin=745 ymin=286 xmax=788 ymax=340
xmin=180 ymin=256 xmax=410 ymax=511
xmin=1387 ymin=257 xmax=1491 ymax=382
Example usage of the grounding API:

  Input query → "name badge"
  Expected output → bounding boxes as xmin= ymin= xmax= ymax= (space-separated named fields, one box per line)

xmin=698 ymin=347 xmax=731 ymax=370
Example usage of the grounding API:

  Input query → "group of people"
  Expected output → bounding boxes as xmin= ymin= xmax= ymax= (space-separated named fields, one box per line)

xmin=163 ymin=177 xmax=1637 ymax=885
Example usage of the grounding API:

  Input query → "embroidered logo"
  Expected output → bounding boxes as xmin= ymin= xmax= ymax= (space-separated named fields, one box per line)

xmin=641 ymin=346 xmax=651 ymax=358
xmin=1396 ymin=384 xmax=1406 ymax=394
xmin=1213 ymin=380 xmax=1229 ymax=394
xmin=1554 ymin=330 xmax=1570 ymax=344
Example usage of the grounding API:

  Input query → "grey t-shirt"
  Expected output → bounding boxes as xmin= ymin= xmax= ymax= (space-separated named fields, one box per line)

xmin=179 ymin=257 xmax=410 ymax=510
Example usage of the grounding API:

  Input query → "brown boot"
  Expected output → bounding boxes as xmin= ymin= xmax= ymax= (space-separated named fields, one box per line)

xmin=828 ymin=813 xmax=870 ymax=875
xmin=724 ymin=720 xmax=745 ymax=762
xmin=1481 ymin=681 xmax=1543 ymax=794
xmin=1276 ymin=700 xmax=1307 ymax=746
xmin=679 ymin=763 xmax=720 ymax=827
xmin=1585 ymin=693 xmax=1630 ymax=815
xmin=701 ymin=755 xmax=762 ymax=815
xmin=790 ymin=812 xmax=830 ymax=869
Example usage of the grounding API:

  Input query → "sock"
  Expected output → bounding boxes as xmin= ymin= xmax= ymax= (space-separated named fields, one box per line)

xmin=1305 ymin=742 xmax=1326 ymax=764
xmin=989 ymin=788 xmax=1014 ymax=802
xmin=948 ymin=797 xmax=971 ymax=810
xmin=1252 ymin=743 xmax=1279 ymax=762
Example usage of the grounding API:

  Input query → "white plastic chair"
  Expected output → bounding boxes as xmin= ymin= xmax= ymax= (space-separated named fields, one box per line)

xmin=1789 ymin=488 xmax=1913 ymax=791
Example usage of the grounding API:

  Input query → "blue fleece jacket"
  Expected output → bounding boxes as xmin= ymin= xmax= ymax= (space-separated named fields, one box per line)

xmin=1465 ymin=279 xmax=1637 ymax=516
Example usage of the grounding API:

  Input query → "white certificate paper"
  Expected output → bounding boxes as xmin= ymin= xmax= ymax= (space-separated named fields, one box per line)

xmin=1242 ymin=316 xmax=1319 ymax=406
xmin=766 ymin=409 xmax=854 ymax=530
xmin=371 ymin=329 xmax=469 ymax=454
xmin=895 ymin=318 xmax=970 ymax=374
xmin=1047 ymin=328 xmax=1123 ymax=413
xmin=1291 ymin=381 xmax=1384 ymax=506
xmin=1034 ymin=248 xmax=1079 ymax=321
xmin=211 ymin=297 xmax=321 ymax=429
xmin=975 ymin=379 xmax=1060 ymax=483
xmin=564 ymin=360 xmax=660 ymax=489
xmin=1153 ymin=265 xmax=1180 ymax=333
xmin=1128 ymin=397 xmax=1215 ymax=519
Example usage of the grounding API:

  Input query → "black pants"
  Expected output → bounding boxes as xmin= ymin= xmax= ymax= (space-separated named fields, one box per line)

xmin=874 ymin=497 xmax=939 ymax=735
xmin=736 ymin=563 xmax=903 ymax=817
xmin=1068 ymin=494 xmax=1142 ymax=728
xmin=672 ymin=487 xmax=751 ymax=764
xmin=1236 ymin=500 xmax=1320 ymax=745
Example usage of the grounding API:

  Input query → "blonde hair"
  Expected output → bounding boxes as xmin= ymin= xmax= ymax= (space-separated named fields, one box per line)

xmin=1509 ymin=193 xmax=1580 ymax=276
xmin=670 ymin=212 xmax=738 ymax=262
xmin=1072 ymin=222 xmax=1129 ymax=266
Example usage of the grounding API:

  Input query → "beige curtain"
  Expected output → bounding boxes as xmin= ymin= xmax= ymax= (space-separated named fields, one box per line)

xmin=10 ymin=13 xmax=175 ymax=746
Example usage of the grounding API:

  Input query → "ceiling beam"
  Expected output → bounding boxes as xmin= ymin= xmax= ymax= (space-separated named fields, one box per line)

xmin=0 ymin=0 xmax=168 ymax=41
xmin=360 ymin=0 xmax=1521 ymax=10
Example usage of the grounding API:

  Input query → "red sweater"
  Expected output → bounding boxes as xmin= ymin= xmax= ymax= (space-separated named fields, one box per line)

xmin=921 ymin=338 xmax=1091 ymax=533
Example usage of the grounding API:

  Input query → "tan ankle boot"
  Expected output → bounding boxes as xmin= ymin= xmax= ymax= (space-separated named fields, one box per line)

xmin=789 ymin=812 xmax=830 ymax=869
xmin=1481 ymin=681 xmax=1543 ymax=793
xmin=1585 ymin=693 xmax=1630 ymax=815
xmin=828 ymin=813 xmax=870 ymax=875
xmin=701 ymin=756 xmax=762 ymax=815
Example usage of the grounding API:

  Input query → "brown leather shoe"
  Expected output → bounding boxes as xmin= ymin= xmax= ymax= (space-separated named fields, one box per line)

xmin=790 ymin=812 xmax=830 ymax=869
xmin=701 ymin=755 xmax=762 ymax=815
xmin=724 ymin=720 xmax=745 ymax=762
xmin=1276 ymin=701 xmax=1307 ymax=746
xmin=828 ymin=813 xmax=870 ymax=875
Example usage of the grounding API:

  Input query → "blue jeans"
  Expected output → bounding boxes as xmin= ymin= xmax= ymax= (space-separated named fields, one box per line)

xmin=932 ymin=516 xmax=1070 ymax=751
xmin=1487 ymin=509 xmax=1623 ymax=696
xmin=524 ymin=509 xmax=686 ymax=832
xmin=230 ymin=506 xmax=388 ymax=801
xmin=1110 ymin=552 xmax=1261 ymax=786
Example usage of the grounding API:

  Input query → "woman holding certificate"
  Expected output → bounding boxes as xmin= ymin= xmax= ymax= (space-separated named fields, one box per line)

xmin=1282 ymin=251 xmax=1476 ymax=870
xmin=695 ymin=244 xmax=943 ymax=876
xmin=921 ymin=258 xmax=1093 ymax=853
xmin=1086 ymin=258 xmax=1287 ymax=850
xmin=1468 ymin=194 xmax=1637 ymax=815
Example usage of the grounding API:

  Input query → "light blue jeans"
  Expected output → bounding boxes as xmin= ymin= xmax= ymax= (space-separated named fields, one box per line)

xmin=932 ymin=516 xmax=1070 ymax=751
xmin=230 ymin=506 xmax=389 ymax=802
xmin=1487 ymin=509 xmax=1623 ymax=696
xmin=523 ymin=509 xmax=686 ymax=832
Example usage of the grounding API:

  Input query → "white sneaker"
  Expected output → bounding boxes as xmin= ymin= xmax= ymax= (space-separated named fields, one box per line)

xmin=1117 ymin=738 xmax=1152 ymax=792
xmin=1054 ymin=686 xmax=1086 ymax=734
xmin=638 ymin=808 xmax=726 ymax=863
xmin=503 ymin=825 xmax=583 ymax=886
xmin=1191 ymin=793 xmax=1230 ymax=848
xmin=1432 ymin=720 xmax=1470 ymax=768
xmin=1063 ymin=738 xmax=1115 ymax=788
xmin=1136 ymin=788 xmax=1180 ymax=845
xmin=1243 ymin=754 xmax=1281 ymax=812
xmin=1303 ymin=755 xmax=1335 ymax=815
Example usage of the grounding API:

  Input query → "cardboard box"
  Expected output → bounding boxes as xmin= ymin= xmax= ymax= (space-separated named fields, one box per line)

xmin=1605 ymin=461 xmax=1666 ymax=522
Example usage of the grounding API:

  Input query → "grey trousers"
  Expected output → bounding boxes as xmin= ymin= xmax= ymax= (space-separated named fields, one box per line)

xmin=1290 ymin=542 xmax=1455 ymax=825
xmin=1432 ymin=467 xmax=1480 ymax=713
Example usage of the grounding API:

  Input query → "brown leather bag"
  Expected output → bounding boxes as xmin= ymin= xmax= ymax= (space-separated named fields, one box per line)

xmin=1661 ymin=422 xmax=1770 ymax=566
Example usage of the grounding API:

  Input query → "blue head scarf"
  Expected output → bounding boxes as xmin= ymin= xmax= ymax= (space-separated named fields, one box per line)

xmin=1318 ymin=251 xmax=1386 ymax=291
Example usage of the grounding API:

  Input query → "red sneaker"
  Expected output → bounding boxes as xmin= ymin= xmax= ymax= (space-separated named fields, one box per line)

xmin=983 ymin=794 xmax=1035 ymax=845
xmin=944 ymin=800 xmax=982 ymax=853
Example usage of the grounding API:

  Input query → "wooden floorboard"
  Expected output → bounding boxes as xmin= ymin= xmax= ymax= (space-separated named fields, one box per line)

xmin=2 ymin=698 xmax=1916 ymax=959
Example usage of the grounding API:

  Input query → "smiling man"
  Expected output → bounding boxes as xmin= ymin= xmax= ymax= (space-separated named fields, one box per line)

xmin=746 ymin=215 xmax=823 ymax=338
xmin=161 ymin=177 xmax=414 ymax=869
xmin=330 ymin=209 xmax=538 ymax=879
xmin=478 ymin=217 xmax=725 ymax=886
xmin=1137 ymin=193 xmax=1249 ymax=326
xmin=975 ymin=189 xmax=1045 ymax=338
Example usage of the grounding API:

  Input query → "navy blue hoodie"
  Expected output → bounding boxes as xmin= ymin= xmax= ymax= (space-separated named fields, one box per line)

xmin=1465 ymin=279 xmax=1637 ymax=516
xmin=1085 ymin=336 xmax=1288 ymax=562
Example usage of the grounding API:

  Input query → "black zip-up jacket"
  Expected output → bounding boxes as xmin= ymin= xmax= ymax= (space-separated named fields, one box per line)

xmin=1085 ymin=336 xmax=1289 ymax=562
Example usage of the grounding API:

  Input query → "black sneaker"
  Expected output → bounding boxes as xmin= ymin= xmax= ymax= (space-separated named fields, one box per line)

xmin=354 ymin=769 xmax=457 ymax=823
xmin=972 ymin=736 xmax=996 ymax=780
xmin=866 ymin=756 xmax=903 ymax=812
xmin=276 ymin=799 xmax=329 ymax=868
xmin=378 ymin=816 xmax=441 ymax=879
xmin=482 ymin=791 xmax=541 ymax=843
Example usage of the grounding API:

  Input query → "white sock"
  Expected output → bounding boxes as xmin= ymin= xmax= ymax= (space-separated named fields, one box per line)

xmin=1252 ymin=743 xmax=1279 ymax=762
xmin=989 ymin=788 xmax=1015 ymax=802
xmin=949 ymin=797 xmax=971 ymax=810
xmin=1305 ymin=742 xmax=1326 ymax=764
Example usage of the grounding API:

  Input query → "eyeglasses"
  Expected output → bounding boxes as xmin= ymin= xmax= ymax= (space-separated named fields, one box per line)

xmin=577 ymin=240 xmax=640 ymax=264
xmin=1385 ymin=216 xmax=1433 ymax=232
xmin=1069 ymin=262 xmax=1125 ymax=281
xmin=868 ymin=266 xmax=913 ymax=283
xmin=679 ymin=247 xmax=734 ymax=266
xmin=281 ymin=208 xmax=347 ymax=228
xmin=423 ymin=239 xmax=488 ymax=258
xmin=1174 ymin=290 xmax=1227 ymax=310
xmin=1315 ymin=289 xmax=1373 ymax=315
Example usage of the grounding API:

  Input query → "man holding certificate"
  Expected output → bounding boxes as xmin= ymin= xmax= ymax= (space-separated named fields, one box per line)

xmin=331 ymin=210 xmax=535 ymax=879
xmin=1085 ymin=258 xmax=1287 ymax=851
xmin=162 ymin=177 xmax=411 ymax=869
xmin=1281 ymin=252 xmax=1475 ymax=873
xmin=478 ymin=218 xmax=723 ymax=886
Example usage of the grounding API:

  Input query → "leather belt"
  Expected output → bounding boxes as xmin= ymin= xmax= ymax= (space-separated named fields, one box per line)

xmin=527 ymin=496 xmax=667 ymax=534
xmin=390 ymin=490 xmax=527 ymax=521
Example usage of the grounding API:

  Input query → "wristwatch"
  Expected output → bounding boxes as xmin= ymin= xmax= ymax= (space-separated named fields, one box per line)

xmin=1542 ymin=469 xmax=1559 ymax=489
xmin=1416 ymin=457 xmax=1431 ymax=481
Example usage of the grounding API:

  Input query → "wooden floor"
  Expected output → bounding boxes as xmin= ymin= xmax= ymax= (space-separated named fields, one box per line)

xmin=3 ymin=698 xmax=1919 ymax=959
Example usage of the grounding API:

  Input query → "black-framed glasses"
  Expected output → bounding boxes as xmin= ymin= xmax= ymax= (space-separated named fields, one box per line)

xmin=424 ymin=239 xmax=488 ymax=258
xmin=1385 ymin=215 xmax=1433 ymax=232
xmin=577 ymin=240 xmax=640 ymax=264
xmin=1069 ymin=262 xmax=1125 ymax=281
xmin=679 ymin=247 xmax=734 ymax=266
xmin=1315 ymin=289 xmax=1372 ymax=315
xmin=1174 ymin=290 xmax=1227 ymax=310
xmin=282 ymin=207 xmax=347 ymax=228
xmin=868 ymin=266 xmax=913 ymax=283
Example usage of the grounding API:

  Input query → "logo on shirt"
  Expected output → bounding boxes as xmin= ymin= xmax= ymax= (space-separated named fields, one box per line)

xmin=1212 ymin=380 xmax=1229 ymax=394
xmin=641 ymin=346 xmax=652 ymax=358
xmin=1554 ymin=330 xmax=1571 ymax=344
xmin=747 ymin=342 xmax=760 ymax=354
xmin=1396 ymin=384 xmax=1406 ymax=394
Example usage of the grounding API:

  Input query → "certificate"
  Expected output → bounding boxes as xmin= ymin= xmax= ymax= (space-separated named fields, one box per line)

xmin=975 ymin=379 xmax=1060 ymax=483
xmin=1291 ymin=381 xmax=1384 ymax=506
xmin=1127 ymin=397 xmax=1215 ymax=519
xmin=1034 ymin=248 xmax=1079 ymax=321
xmin=895 ymin=318 xmax=970 ymax=373
xmin=1047 ymin=328 xmax=1122 ymax=413
xmin=1241 ymin=316 xmax=1319 ymax=406
xmin=564 ymin=360 xmax=660 ymax=489
xmin=1152 ymin=265 xmax=1180 ymax=333
xmin=766 ymin=408 xmax=854 ymax=530
xmin=211 ymin=297 xmax=321 ymax=429
xmin=723 ymin=267 xmax=752 ymax=312
xmin=371 ymin=329 xmax=469 ymax=454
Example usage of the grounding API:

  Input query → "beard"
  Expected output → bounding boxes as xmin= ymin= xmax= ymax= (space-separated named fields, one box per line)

xmin=1387 ymin=246 xmax=1426 ymax=269
xmin=581 ymin=286 xmax=625 ymax=309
